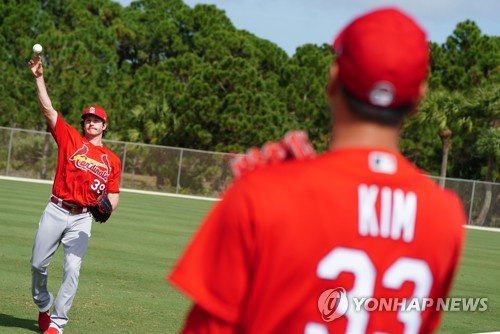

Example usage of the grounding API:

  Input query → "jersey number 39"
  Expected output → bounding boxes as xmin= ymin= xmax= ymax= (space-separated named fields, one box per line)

xmin=90 ymin=178 xmax=106 ymax=194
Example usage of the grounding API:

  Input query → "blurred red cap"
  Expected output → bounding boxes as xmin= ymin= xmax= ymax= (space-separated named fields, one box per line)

xmin=81 ymin=106 xmax=107 ymax=123
xmin=333 ymin=7 xmax=429 ymax=108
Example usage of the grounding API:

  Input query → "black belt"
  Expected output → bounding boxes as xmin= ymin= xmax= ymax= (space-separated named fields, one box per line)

xmin=50 ymin=196 xmax=88 ymax=214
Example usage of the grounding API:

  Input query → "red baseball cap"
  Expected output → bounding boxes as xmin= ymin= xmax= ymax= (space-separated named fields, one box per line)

xmin=333 ymin=7 xmax=429 ymax=108
xmin=81 ymin=106 xmax=107 ymax=123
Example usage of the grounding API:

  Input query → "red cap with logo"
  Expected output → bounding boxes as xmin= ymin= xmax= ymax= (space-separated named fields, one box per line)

xmin=333 ymin=7 xmax=429 ymax=108
xmin=81 ymin=106 xmax=107 ymax=123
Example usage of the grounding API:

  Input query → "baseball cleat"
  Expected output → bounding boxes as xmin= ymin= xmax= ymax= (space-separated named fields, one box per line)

xmin=38 ymin=292 xmax=53 ymax=331
xmin=38 ymin=310 xmax=50 ymax=331
xmin=44 ymin=324 xmax=63 ymax=334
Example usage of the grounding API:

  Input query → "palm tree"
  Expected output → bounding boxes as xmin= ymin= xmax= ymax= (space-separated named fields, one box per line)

xmin=415 ymin=90 xmax=471 ymax=187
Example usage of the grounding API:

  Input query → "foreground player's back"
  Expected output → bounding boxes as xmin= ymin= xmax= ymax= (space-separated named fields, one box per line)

xmin=231 ymin=148 xmax=465 ymax=333
xmin=169 ymin=7 xmax=466 ymax=334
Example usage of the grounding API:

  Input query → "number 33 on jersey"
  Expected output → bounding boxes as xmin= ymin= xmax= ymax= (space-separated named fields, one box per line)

xmin=307 ymin=183 xmax=463 ymax=334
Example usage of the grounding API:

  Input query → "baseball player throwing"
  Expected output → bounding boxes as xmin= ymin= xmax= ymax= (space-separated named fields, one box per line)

xmin=28 ymin=55 xmax=121 ymax=334
xmin=168 ymin=7 xmax=466 ymax=334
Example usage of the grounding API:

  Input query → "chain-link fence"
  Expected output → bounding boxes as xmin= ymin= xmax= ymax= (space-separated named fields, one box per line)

xmin=430 ymin=176 xmax=499 ymax=227
xmin=0 ymin=126 xmax=234 ymax=198
xmin=1 ymin=126 xmax=498 ymax=227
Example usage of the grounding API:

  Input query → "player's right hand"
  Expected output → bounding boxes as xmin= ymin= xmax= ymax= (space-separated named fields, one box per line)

xmin=229 ymin=130 xmax=316 ymax=179
xmin=28 ymin=56 xmax=43 ymax=78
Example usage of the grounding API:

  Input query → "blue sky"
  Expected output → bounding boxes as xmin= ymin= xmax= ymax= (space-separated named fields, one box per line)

xmin=118 ymin=0 xmax=499 ymax=56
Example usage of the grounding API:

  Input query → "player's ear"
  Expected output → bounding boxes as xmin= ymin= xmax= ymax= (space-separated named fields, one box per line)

xmin=326 ymin=63 xmax=339 ymax=99
xmin=102 ymin=122 xmax=107 ymax=131
xmin=408 ymin=82 xmax=428 ymax=117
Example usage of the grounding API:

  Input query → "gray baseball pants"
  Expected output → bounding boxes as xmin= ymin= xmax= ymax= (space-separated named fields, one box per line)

xmin=31 ymin=201 xmax=92 ymax=329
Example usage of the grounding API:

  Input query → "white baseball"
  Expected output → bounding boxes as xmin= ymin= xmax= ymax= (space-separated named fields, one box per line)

xmin=32 ymin=44 xmax=43 ymax=54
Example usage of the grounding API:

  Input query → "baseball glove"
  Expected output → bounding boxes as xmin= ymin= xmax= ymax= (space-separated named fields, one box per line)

xmin=229 ymin=130 xmax=316 ymax=179
xmin=88 ymin=193 xmax=113 ymax=223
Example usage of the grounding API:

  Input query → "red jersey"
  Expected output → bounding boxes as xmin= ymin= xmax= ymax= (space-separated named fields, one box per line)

xmin=169 ymin=148 xmax=466 ymax=334
xmin=50 ymin=114 xmax=121 ymax=206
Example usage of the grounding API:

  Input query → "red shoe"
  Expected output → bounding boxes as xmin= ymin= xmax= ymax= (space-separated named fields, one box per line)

xmin=44 ymin=324 xmax=63 ymax=334
xmin=38 ymin=310 xmax=50 ymax=331
xmin=37 ymin=292 xmax=53 ymax=331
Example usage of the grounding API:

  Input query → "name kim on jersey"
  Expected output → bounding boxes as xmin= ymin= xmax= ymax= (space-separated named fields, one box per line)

xmin=358 ymin=184 xmax=417 ymax=242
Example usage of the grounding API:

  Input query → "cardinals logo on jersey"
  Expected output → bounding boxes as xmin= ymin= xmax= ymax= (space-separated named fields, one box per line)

xmin=70 ymin=144 xmax=110 ymax=182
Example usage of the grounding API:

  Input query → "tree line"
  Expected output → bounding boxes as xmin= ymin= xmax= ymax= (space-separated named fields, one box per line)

xmin=0 ymin=0 xmax=498 ymax=184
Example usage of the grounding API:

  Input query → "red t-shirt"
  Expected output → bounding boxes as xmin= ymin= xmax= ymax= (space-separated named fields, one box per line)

xmin=169 ymin=148 xmax=466 ymax=334
xmin=50 ymin=114 xmax=121 ymax=206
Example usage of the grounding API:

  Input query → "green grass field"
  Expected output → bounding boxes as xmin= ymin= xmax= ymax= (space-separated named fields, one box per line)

xmin=0 ymin=178 xmax=498 ymax=333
